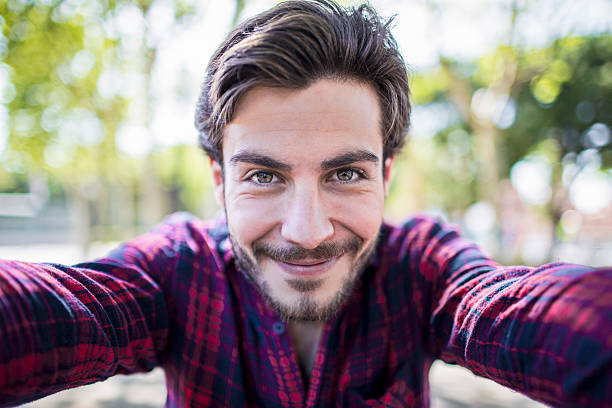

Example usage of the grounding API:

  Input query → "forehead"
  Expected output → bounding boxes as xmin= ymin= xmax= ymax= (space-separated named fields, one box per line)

xmin=222 ymin=79 xmax=383 ymax=164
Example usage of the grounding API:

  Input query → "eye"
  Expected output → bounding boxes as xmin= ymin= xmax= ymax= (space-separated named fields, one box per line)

xmin=336 ymin=169 xmax=355 ymax=182
xmin=330 ymin=167 xmax=365 ymax=184
xmin=250 ymin=171 xmax=275 ymax=184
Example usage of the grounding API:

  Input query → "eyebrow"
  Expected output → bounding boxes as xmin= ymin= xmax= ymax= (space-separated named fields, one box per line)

xmin=228 ymin=149 xmax=379 ymax=171
xmin=229 ymin=151 xmax=292 ymax=171
xmin=320 ymin=149 xmax=379 ymax=170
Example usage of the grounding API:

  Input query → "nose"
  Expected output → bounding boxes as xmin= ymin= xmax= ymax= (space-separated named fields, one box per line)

xmin=281 ymin=184 xmax=334 ymax=249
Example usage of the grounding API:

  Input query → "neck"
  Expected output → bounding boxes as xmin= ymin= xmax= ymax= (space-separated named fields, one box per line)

xmin=287 ymin=320 xmax=324 ymax=383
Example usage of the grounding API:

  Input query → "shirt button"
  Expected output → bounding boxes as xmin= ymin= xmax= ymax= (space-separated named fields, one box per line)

xmin=272 ymin=321 xmax=286 ymax=335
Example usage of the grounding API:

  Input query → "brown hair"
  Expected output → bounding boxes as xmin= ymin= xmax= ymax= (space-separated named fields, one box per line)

xmin=195 ymin=0 xmax=411 ymax=164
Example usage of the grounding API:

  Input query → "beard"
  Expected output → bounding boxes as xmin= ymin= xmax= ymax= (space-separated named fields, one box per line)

xmin=229 ymin=231 xmax=379 ymax=322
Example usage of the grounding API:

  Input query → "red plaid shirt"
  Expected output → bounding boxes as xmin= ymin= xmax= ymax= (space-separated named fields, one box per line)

xmin=0 ymin=213 xmax=610 ymax=407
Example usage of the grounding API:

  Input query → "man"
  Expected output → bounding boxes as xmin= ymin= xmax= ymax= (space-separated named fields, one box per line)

xmin=0 ymin=0 xmax=610 ymax=407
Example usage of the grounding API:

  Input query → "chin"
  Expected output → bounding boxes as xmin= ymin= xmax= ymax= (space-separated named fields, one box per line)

xmin=259 ymin=261 xmax=360 ymax=321
xmin=229 ymin=231 xmax=380 ymax=321
xmin=262 ymin=285 xmax=346 ymax=322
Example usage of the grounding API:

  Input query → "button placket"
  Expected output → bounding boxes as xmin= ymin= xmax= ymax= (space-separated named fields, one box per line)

xmin=270 ymin=319 xmax=305 ymax=407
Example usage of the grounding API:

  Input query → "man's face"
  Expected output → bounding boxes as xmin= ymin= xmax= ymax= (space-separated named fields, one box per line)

xmin=211 ymin=79 xmax=393 ymax=321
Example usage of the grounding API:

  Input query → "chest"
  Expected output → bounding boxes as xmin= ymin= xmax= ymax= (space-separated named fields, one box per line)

xmin=287 ymin=322 xmax=324 ymax=383
xmin=163 ymin=279 xmax=430 ymax=407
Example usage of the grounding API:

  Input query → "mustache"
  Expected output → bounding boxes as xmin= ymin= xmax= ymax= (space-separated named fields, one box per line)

xmin=252 ymin=237 xmax=363 ymax=263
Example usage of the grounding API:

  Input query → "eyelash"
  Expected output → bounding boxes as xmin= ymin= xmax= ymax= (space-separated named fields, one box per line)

xmin=245 ymin=167 xmax=367 ymax=186
xmin=247 ymin=171 xmax=280 ymax=185
xmin=330 ymin=167 xmax=367 ymax=184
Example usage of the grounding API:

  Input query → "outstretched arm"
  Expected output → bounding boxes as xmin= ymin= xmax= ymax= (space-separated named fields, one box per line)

xmin=403 ymin=216 xmax=611 ymax=407
xmin=0 ymin=225 xmax=179 ymax=406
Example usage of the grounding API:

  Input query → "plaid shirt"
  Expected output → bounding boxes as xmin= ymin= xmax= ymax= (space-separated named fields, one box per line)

xmin=0 ymin=212 xmax=610 ymax=407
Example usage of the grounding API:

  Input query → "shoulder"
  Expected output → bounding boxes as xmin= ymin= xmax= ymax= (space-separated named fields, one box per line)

xmin=377 ymin=213 xmax=490 ymax=282
xmin=379 ymin=213 xmax=462 ymax=257
xmin=105 ymin=212 xmax=229 ymax=267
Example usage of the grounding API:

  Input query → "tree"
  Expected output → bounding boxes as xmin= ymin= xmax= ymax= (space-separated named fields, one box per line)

xmin=389 ymin=34 xmax=612 ymax=262
xmin=0 ymin=0 xmax=198 ymax=254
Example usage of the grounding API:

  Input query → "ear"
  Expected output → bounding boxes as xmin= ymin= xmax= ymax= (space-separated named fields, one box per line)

xmin=383 ymin=156 xmax=394 ymax=197
xmin=210 ymin=158 xmax=225 ymax=208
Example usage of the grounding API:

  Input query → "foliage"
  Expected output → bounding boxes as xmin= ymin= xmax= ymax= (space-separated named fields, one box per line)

xmin=507 ymin=36 xmax=612 ymax=171
xmin=0 ymin=0 xmax=200 ymax=237
xmin=393 ymin=35 xmax=612 ymax=210
xmin=1 ymin=0 xmax=127 ymax=191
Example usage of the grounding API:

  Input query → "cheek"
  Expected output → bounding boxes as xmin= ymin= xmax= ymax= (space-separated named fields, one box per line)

xmin=226 ymin=194 xmax=281 ymax=246
xmin=225 ymin=185 xmax=385 ymax=246
xmin=327 ymin=192 xmax=384 ymax=240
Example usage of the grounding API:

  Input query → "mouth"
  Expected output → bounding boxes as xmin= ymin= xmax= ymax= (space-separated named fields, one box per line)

xmin=274 ymin=256 xmax=340 ymax=277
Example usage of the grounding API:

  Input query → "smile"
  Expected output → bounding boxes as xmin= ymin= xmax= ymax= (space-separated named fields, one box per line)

xmin=274 ymin=257 xmax=340 ymax=277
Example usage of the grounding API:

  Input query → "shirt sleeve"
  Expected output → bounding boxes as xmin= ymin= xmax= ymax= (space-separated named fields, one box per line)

xmin=0 ymin=215 xmax=195 ymax=406
xmin=404 ymin=215 xmax=612 ymax=408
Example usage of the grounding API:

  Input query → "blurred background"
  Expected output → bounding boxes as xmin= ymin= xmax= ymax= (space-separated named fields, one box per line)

xmin=0 ymin=0 xmax=610 ymax=406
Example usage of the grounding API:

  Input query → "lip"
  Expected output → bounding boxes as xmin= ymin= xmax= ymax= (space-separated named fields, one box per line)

xmin=274 ymin=257 xmax=339 ymax=277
